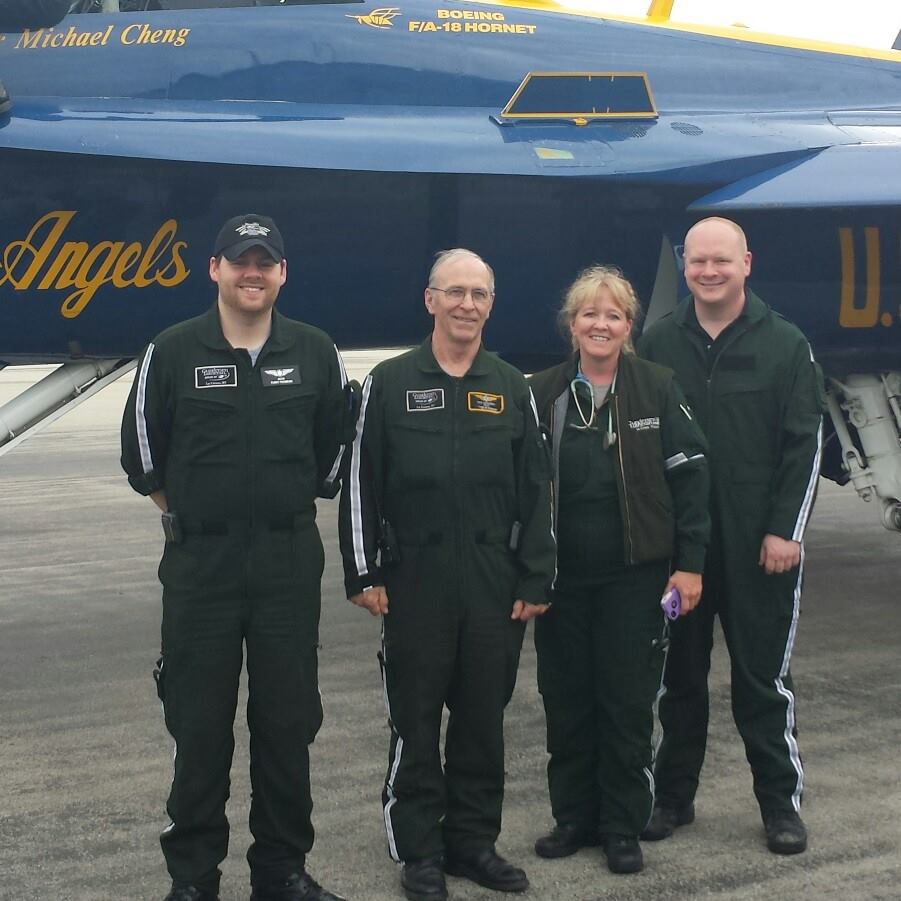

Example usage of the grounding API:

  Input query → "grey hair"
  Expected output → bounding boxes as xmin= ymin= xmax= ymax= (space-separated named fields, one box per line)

xmin=429 ymin=248 xmax=495 ymax=293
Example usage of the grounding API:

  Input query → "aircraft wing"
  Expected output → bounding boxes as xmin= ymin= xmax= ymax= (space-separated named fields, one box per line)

xmin=1 ymin=96 xmax=830 ymax=181
xmin=690 ymin=142 xmax=901 ymax=210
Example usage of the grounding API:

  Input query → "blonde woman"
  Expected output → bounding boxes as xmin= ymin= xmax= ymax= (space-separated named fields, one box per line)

xmin=529 ymin=266 xmax=710 ymax=874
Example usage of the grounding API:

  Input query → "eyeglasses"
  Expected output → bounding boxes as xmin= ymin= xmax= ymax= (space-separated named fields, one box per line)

xmin=428 ymin=286 xmax=493 ymax=304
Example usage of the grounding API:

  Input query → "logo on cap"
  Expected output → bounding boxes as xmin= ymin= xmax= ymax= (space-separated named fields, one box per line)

xmin=236 ymin=222 xmax=271 ymax=237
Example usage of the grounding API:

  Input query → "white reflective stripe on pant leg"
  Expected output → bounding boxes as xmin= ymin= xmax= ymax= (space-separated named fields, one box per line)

xmin=775 ymin=547 xmax=805 ymax=812
xmin=652 ymin=619 xmax=671 ymax=764
xmin=642 ymin=766 xmax=656 ymax=829
xmin=380 ymin=622 xmax=404 ymax=862
xmin=384 ymin=735 xmax=404 ymax=863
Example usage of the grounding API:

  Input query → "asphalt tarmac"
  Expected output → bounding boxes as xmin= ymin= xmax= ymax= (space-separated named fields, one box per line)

xmin=1 ymin=360 xmax=899 ymax=901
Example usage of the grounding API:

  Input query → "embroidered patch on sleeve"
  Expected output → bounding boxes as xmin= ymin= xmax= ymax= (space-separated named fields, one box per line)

xmin=406 ymin=388 xmax=445 ymax=412
xmin=195 ymin=365 xmax=238 ymax=388
xmin=467 ymin=391 xmax=504 ymax=414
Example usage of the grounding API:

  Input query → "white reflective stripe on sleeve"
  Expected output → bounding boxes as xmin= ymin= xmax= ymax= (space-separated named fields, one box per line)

xmin=791 ymin=418 xmax=822 ymax=542
xmin=324 ymin=446 xmax=345 ymax=487
xmin=350 ymin=375 xmax=374 ymax=577
xmin=528 ymin=386 xmax=540 ymax=427
xmin=135 ymin=343 xmax=156 ymax=474
xmin=333 ymin=343 xmax=348 ymax=387
xmin=791 ymin=343 xmax=822 ymax=541
xmin=322 ymin=345 xmax=350 ymax=485
xmin=528 ymin=386 xmax=557 ymax=555
xmin=664 ymin=451 xmax=705 ymax=471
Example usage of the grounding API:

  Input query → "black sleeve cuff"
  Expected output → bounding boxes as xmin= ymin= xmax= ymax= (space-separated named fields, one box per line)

xmin=127 ymin=471 xmax=162 ymax=496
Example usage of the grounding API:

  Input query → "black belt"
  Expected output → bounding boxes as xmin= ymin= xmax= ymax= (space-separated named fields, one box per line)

xmin=180 ymin=514 xmax=312 ymax=536
xmin=393 ymin=528 xmax=510 ymax=547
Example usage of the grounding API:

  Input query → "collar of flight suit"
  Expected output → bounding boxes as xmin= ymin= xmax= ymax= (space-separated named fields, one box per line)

xmin=196 ymin=302 xmax=295 ymax=356
xmin=673 ymin=288 xmax=769 ymax=334
xmin=414 ymin=336 xmax=496 ymax=377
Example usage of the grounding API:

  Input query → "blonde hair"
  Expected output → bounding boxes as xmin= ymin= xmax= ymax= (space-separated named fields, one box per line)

xmin=558 ymin=265 xmax=641 ymax=354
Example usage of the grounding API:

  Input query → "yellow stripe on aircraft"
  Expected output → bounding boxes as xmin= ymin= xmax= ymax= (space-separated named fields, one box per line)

xmin=466 ymin=0 xmax=901 ymax=63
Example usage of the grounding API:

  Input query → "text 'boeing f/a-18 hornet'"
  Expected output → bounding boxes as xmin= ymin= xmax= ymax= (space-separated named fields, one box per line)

xmin=1 ymin=0 xmax=900 ymax=530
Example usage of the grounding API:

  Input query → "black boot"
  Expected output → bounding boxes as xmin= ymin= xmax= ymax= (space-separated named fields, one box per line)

xmin=534 ymin=822 xmax=601 ymax=859
xmin=163 ymin=884 xmax=219 ymax=901
xmin=762 ymin=809 xmax=807 ymax=855
xmin=602 ymin=835 xmax=643 ymax=874
xmin=445 ymin=847 xmax=528 ymax=893
xmin=401 ymin=857 xmax=447 ymax=901
xmin=249 ymin=872 xmax=347 ymax=901
xmin=640 ymin=802 xmax=695 ymax=841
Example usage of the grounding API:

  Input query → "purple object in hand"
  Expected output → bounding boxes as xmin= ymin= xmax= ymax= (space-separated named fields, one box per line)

xmin=661 ymin=587 xmax=682 ymax=620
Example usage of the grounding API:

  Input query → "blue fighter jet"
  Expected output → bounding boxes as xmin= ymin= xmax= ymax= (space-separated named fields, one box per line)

xmin=0 ymin=0 xmax=900 ymax=529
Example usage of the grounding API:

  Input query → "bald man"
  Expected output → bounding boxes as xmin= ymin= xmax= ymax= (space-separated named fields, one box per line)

xmin=638 ymin=217 xmax=825 ymax=855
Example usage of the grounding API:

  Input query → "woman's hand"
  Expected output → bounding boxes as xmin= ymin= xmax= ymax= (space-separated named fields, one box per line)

xmin=667 ymin=571 xmax=702 ymax=615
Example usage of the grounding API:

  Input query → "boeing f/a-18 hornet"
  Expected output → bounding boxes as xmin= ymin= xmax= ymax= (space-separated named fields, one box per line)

xmin=1 ymin=0 xmax=900 ymax=530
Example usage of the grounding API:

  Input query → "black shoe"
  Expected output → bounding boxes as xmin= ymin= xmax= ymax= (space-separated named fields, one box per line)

xmin=164 ymin=885 xmax=219 ymax=901
xmin=534 ymin=822 xmax=601 ymax=859
xmin=250 ymin=872 xmax=347 ymax=901
xmin=640 ymin=802 xmax=695 ymax=841
xmin=602 ymin=834 xmax=643 ymax=874
xmin=762 ymin=809 xmax=807 ymax=855
xmin=0 ymin=80 xmax=10 ymax=116
xmin=401 ymin=857 xmax=447 ymax=901
xmin=445 ymin=847 xmax=529 ymax=893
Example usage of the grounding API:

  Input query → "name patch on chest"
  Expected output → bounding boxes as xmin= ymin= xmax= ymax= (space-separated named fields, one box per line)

xmin=406 ymin=388 xmax=445 ymax=412
xmin=719 ymin=354 xmax=756 ymax=372
xmin=628 ymin=416 xmax=660 ymax=431
xmin=195 ymin=365 xmax=237 ymax=389
xmin=262 ymin=365 xmax=301 ymax=387
xmin=468 ymin=391 xmax=504 ymax=415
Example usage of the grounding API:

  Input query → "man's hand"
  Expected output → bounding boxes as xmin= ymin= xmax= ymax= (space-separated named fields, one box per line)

xmin=667 ymin=570 xmax=702 ymax=614
xmin=350 ymin=586 xmax=389 ymax=616
xmin=511 ymin=599 xmax=549 ymax=622
xmin=758 ymin=534 xmax=801 ymax=575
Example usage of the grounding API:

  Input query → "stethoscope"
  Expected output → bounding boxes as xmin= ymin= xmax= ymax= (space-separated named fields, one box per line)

xmin=569 ymin=368 xmax=618 ymax=449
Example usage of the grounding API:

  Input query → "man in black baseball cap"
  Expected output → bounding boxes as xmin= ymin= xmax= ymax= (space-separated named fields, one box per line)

xmin=213 ymin=213 xmax=285 ymax=263
xmin=122 ymin=212 xmax=351 ymax=901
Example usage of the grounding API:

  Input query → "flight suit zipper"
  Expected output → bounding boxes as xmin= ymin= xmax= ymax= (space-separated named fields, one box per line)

xmin=612 ymin=393 xmax=635 ymax=565
xmin=703 ymin=321 xmax=750 ymax=450
xmin=451 ymin=378 xmax=464 ymax=599
xmin=243 ymin=348 xmax=255 ymax=601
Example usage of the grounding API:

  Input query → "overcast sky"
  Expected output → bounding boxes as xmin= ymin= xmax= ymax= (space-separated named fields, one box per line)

xmin=565 ymin=1 xmax=900 ymax=49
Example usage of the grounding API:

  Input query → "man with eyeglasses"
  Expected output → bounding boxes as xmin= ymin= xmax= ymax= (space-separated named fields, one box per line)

xmin=339 ymin=249 xmax=556 ymax=901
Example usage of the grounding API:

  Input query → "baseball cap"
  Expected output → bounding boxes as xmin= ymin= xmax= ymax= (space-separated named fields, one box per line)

xmin=213 ymin=213 xmax=284 ymax=262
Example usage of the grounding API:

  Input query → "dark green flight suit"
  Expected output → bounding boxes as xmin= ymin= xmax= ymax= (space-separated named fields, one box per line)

xmin=638 ymin=290 xmax=825 ymax=816
xmin=338 ymin=339 xmax=555 ymax=864
xmin=121 ymin=305 xmax=346 ymax=896
xmin=530 ymin=353 xmax=710 ymax=837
